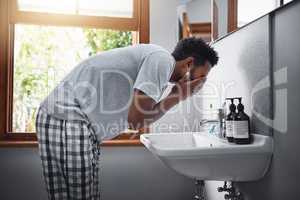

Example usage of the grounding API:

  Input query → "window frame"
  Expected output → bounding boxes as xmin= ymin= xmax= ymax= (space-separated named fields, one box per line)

xmin=0 ymin=0 xmax=149 ymax=147
xmin=227 ymin=0 xmax=238 ymax=33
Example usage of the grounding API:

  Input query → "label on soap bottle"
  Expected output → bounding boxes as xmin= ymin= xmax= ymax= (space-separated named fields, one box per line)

xmin=226 ymin=120 xmax=233 ymax=137
xmin=233 ymin=121 xmax=249 ymax=138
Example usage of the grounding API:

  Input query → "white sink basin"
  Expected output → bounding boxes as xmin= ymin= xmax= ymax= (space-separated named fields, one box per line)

xmin=140 ymin=132 xmax=273 ymax=181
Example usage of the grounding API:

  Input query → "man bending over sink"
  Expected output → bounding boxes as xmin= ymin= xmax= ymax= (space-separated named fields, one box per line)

xmin=36 ymin=37 xmax=218 ymax=199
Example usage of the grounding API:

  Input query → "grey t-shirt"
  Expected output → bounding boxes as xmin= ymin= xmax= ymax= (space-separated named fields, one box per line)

xmin=40 ymin=44 xmax=175 ymax=140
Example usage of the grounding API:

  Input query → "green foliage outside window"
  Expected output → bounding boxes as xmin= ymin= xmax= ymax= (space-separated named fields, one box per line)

xmin=84 ymin=29 xmax=132 ymax=55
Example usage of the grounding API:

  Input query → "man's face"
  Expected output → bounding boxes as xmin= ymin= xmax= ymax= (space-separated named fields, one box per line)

xmin=189 ymin=60 xmax=211 ymax=81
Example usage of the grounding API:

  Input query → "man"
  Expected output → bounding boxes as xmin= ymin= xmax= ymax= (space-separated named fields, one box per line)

xmin=36 ymin=37 xmax=218 ymax=199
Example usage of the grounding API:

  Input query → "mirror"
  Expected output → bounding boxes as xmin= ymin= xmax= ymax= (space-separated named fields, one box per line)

xmin=177 ymin=0 xmax=294 ymax=42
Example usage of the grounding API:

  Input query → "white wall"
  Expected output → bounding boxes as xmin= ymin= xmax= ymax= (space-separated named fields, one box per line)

xmin=215 ymin=0 xmax=228 ymax=38
xmin=150 ymin=0 xmax=180 ymax=52
xmin=186 ymin=0 xmax=211 ymax=23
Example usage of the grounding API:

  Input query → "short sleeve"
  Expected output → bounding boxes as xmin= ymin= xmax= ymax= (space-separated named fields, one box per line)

xmin=133 ymin=51 xmax=175 ymax=103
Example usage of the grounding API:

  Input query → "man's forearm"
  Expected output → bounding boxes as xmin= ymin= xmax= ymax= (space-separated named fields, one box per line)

xmin=142 ymin=88 xmax=180 ymax=126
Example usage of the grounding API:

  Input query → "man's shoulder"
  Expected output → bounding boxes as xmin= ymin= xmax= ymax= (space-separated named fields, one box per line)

xmin=135 ymin=44 xmax=172 ymax=61
xmin=137 ymin=44 xmax=168 ymax=53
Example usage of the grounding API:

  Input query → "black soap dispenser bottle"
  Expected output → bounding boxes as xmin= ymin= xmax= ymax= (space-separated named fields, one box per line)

xmin=233 ymin=98 xmax=251 ymax=144
xmin=225 ymin=98 xmax=236 ymax=143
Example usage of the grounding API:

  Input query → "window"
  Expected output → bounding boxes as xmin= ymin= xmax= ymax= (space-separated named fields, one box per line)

xmin=238 ymin=0 xmax=278 ymax=27
xmin=0 ymin=0 xmax=149 ymax=146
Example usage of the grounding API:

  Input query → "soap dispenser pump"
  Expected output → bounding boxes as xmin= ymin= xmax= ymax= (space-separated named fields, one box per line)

xmin=225 ymin=98 xmax=236 ymax=143
xmin=233 ymin=98 xmax=251 ymax=144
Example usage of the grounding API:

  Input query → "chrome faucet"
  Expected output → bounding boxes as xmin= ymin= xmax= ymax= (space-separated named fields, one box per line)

xmin=199 ymin=103 xmax=226 ymax=139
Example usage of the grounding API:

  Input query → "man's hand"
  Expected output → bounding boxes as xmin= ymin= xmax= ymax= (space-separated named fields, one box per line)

xmin=171 ymin=75 xmax=206 ymax=101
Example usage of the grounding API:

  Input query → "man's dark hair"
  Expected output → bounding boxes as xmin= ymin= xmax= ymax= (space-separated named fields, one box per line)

xmin=172 ymin=37 xmax=219 ymax=67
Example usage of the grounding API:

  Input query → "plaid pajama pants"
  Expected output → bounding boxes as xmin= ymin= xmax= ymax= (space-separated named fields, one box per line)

xmin=36 ymin=108 xmax=101 ymax=200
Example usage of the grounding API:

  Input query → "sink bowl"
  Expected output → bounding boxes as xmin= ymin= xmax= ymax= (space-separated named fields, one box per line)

xmin=140 ymin=132 xmax=273 ymax=181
